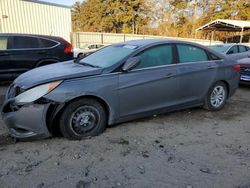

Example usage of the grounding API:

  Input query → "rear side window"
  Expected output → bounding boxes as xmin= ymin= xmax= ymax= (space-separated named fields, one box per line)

xmin=177 ymin=44 xmax=208 ymax=63
xmin=239 ymin=45 xmax=247 ymax=53
xmin=0 ymin=37 xmax=8 ymax=50
xmin=11 ymin=36 xmax=40 ymax=49
xmin=88 ymin=45 xmax=97 ymax=49
xmin=39 ymin=38 xmax=57 ymax=48
xmin=208 ymin=52 xmax=221 ymax=60
xmin=134 ymin=45 xmax=173 ymax=70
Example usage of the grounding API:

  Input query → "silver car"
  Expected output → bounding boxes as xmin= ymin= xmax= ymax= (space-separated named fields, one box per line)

xmin=1 ymin=39 xmax=240 ymax=140
xmin=209 ymin=44 xmax=250 ymax=61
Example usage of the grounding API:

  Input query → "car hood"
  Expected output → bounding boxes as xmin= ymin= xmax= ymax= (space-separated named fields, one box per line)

xmin=14 ymin=61 xmax=104 ymax=89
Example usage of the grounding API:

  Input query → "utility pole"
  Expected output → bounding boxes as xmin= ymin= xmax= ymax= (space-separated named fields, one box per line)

xmin=192 ymin=1 xmax=198 ymax=38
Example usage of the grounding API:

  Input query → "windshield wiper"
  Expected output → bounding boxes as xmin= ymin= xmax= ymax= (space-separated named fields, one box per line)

xmin=74 ymin=59 xmax=101 ymax=68
xmin=81 ymin=62 xmax=101 ymax=68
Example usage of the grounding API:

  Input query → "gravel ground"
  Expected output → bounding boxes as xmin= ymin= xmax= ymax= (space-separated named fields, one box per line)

xmin=0 ymin=86 xmax=250 ymax=188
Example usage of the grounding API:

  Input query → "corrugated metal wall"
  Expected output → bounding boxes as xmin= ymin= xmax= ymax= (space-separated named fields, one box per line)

xmin=0 ymin=0 xmax=72 ymax=41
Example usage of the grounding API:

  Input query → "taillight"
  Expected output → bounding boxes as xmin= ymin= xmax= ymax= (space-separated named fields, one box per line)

xmin=232 ymin=64 xmax=241 ymax=71
xmin=64 ymin=43 xmax=72 ymax=54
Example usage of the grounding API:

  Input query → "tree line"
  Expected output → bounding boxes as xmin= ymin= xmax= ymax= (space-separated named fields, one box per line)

xmin=72 ymin=0 xmax=250 ymax=41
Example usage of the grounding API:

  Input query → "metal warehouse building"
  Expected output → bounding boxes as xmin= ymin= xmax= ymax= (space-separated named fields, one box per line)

xmin=0 ymin=0 xmax=72 ymax=41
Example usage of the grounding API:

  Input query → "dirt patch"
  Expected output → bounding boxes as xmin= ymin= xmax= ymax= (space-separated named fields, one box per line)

xmin=0 ymin=88 xmax=250 ymax=188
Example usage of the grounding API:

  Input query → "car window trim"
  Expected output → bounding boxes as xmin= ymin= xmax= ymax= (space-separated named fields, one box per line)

xmin=7 ymin=35 xmax=60 ymax=51
xmin=128 ymin=59 xmax=223 ymax=73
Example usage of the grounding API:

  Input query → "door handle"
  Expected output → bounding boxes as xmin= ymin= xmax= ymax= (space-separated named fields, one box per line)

xmin=165 ymin=73 xmax=174 ymax=78
xmin=207 ymin=65 xmax=216 ymax=69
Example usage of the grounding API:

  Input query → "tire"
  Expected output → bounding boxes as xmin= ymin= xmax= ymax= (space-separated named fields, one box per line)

xmin=77 ymin=53 xmax=84 ymax=58
xmin=203 ymin=81 xmax=228 ymax=111
xmin=59 ymin=98 xmax=107 ymax=140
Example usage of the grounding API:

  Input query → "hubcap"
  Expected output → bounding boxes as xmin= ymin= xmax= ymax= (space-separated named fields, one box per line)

xmin=210 ymin=86 xmax=225 ymax=108
xmin=70 ymin=106 xmax=99 ymax=135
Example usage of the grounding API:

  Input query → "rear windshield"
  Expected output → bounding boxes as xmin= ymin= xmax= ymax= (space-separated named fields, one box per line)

xmin=210 ymin=45 xmax=230 ymax=53
xmin=79 ymin=45 xmax=138 ymax=68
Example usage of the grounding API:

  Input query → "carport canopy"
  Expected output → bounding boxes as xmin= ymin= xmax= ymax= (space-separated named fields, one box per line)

xmin=196 ymin=19 xmax=250 ymax=43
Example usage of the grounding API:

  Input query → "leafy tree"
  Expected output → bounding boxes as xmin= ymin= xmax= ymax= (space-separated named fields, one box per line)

xmin=72 ymin=0 xmax=149 ymax=34
xmin=72 ymin=0 xmax=250 ymax=41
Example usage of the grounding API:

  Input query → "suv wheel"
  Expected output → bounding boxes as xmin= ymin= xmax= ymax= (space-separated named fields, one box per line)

xmin=60 ymin=99 xmax=107 ymax=140
xmin=204 ymin=81 xmax=228 ymax=111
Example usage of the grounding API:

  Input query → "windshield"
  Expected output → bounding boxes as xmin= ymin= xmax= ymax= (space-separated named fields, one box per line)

xmin=79 ymin=44 xmax=138 ymax=68
xmin=210 ymin=45 xmax=231 ymax=53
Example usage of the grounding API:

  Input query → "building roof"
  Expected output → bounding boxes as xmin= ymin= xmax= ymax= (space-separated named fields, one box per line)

xmin=196 ymin=19 xmax=250 ymax=32
xmin=21 ymin=0 xmax=71 ymax=9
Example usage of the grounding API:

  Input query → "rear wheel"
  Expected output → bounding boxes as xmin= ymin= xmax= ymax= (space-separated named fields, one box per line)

xmin=77 ymin=53 xmax=83 ymax=58
xmin=204 ymin=81 xmax=228 ymax=111
xmin=60 ymin=99 xmax=107 ymax=140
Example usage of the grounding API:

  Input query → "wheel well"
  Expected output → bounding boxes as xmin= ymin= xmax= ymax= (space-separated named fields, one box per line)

xmin=219 ymin=80 xmax=230 ymax=98
xmin=47 ymin=95 xmax=110 ymax=136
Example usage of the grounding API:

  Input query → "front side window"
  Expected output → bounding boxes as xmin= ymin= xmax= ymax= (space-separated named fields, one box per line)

xmin=134 ymin=45 xmax=173 ymax=70
xmin=227 ymin=46 xmax=238 ymax=54
xmin=177 ymin=44 xmax=208 ymax=63
xmin=0 ymin=37 xmax=8 ymax=50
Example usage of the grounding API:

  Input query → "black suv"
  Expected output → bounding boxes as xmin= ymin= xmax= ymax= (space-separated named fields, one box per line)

xmin=0 ymin=33 xmax=73 ymax=80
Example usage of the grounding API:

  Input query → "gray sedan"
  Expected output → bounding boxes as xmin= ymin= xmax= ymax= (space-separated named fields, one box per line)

xmin=1 ymin=39 xmax=240 ymax=140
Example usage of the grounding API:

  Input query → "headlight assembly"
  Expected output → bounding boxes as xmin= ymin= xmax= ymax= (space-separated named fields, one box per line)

xmin=15 ymin=81 xmax=62 ymax=105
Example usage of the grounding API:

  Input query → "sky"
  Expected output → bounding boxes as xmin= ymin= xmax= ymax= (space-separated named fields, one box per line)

xmin=41 ymin=0 xmax=80 ymax=6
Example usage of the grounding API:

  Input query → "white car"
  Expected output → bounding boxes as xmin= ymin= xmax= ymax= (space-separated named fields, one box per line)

xmin=73 ymin=44 xmax=106 ymax=59
xmin=209 ymin=44 xmax=250 ymax=61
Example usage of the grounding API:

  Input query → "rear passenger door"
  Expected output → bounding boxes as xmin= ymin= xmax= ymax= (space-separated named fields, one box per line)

xmin=8 ymin=36 xmax=43 ymax=76
xmin=0 ymin=36 xmax=12 ymax=79
xmin=8 ymin=36 xmax=57 ymax=77
xmin=175 ymin=44 xmax=219 ymax=104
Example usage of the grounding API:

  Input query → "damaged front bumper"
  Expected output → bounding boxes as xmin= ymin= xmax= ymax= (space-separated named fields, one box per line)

xmin=1 ymin=100 xmax=51 ymax=140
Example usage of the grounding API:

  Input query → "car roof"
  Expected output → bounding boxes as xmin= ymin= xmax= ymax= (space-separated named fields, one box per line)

xmin=112 ymin=39 xmax=226 ymax=60
xmin=115 ymin=39 xmax=209 ymax=48
xmin=211 ymin=44 xmax=236 ymax=47
xmin=0 ymin=33 xmax=65 ymax=41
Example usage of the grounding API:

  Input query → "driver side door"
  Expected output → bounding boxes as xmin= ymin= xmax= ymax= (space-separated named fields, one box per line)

xmin=118 ymin=44 xmax=181 ymax=118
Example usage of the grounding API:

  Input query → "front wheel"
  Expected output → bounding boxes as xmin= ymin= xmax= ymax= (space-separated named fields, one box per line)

xmin=204 ymin=82 xmax=228 ymax=111
xmin=60 ymin=99 xmax=107 ymax=140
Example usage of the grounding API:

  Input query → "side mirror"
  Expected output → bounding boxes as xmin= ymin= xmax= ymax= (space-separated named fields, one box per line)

xmin=227 ymin=50 xmax=234 ymax=55
xmin=122 ymin=56 xmax=141 ymax=72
